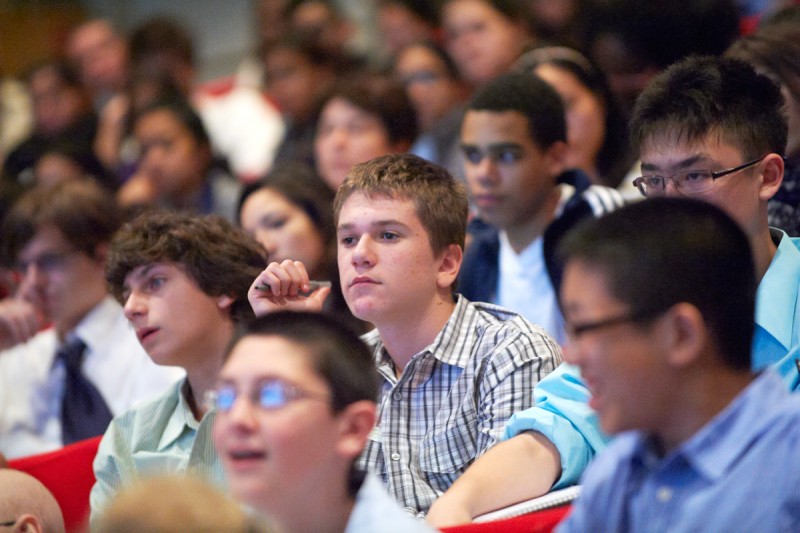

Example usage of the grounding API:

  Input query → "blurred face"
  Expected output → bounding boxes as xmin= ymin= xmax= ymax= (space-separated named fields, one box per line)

xmin=394 ymin=45 xmax=463 ymax=131
xmin=314 ymin=97 xmax=395 ymax=190
xmin=640 ymin=135 xmax=764 ymax=239
xmin=461 ymin=110 xmax=561 ymax=231
xmin=67 ymin=21 xmax=128 ymax=94
xmin=535 ymin=63 xmax=606 ymax=178
xmin=337 ymin=193 xmax=455 ymax=326
xmin=212 ymin=335 xmax=340 ymax=514
xmin=122 ymin=262 xmax=231 ymax=367
xmin=264 ymin=48 xmax=330 ymax=123
xmin=561 ymin=260 xmax=668 ymax=435
xmin=443 ymin=0 xmax=528 ymax=85
xmin=15 ymin=225 xmax=107 ymax=339
xmin=782 ymin=85 xmax=800 ymax=158
xmin=134 ymin=109 xmax=209 ymax=198
xmin=239 ymin=188 xmax=326 ymax=275
xmin=34 ymin=153 xmax=87 ymax=188
xmin=29 ymin=67 xmax=88 ymax=137
xmin=378 ymin=3 xmax=434 ymax=56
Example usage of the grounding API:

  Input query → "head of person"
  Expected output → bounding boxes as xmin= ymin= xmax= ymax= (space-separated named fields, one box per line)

xmin=66 ymin=19 xmax=128 ymax=97
xmin=211 ymin=311 xmax=378 ymax=521
xmin=441 ymin=0 xmax=534 ymax=86
xmin=0 ymin=470 xmax=65 ymax=533
xmin=288 ymin=0 xmax=354 ymax=60
xmin=0 ymin=180 xmax=121 ymax=339
xmin=106 ymin=211 xmax=265 ymax=366
xmin=377 ymin=0 xmax=439 ymax=58
xmin=25 ymin=61 xmax=91 ymax=138
xmin=332 ymin=153 xmax=467 ymax=323
xmin=261 ymin=36 xmax=336 ymax=125
xmin=725 ymin=21 xmax=800 ymax=160
xmin=514 ymin=46 xmax=632 ymax=187
xmin=584 ymin=0 xmax=740 ymax=116
xmin=132 ymin=98 xmax=212 ymax=200
xmin=237 ymin=162 xmax=335 ymax=279
xmin=393 ymin=40 xmax=468 ymax=132
xmin=92 ymin=475 xmax=271 ymax=533
xmin=558 ymin=197 xmax=756 ymax=438
xmin=630 ymin=56 xmax=787 ymax=239
xmin=128 ymin=17 xmax=195 ymax=97
xmin=314 ymin=75 xmax=417 ymax=191
xmin=34 ymin=140 xmax=117 ymax=192
xmin=461 ymin=70 xmax=567 ymax=233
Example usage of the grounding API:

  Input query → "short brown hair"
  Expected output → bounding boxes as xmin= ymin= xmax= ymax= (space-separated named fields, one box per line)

xmin=1 ymin=180 xmax=121 ymax=267
xmin=106 ymin=211 xmax=266 ymax=322
xmin=333 ymin=153 xmax=467 ymax=255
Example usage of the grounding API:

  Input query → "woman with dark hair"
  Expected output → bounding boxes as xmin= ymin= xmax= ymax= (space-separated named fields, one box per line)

xmin=514 ymin=46 xmax=636 ymax=189
xmin=313 ymin=74 xmax=417 ymax=191
xmin=237 ymin=162 xmax=368 ymax=332
xmin=118 ymin=98 xmax=240 ymax=221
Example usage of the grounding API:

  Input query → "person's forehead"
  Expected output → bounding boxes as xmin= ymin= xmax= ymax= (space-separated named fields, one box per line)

xmin=224 ymin=335 xmax=317 ymax=380
xmin=339 ymin=191 xmax=419 ymax=221
xmin=18 ymin=225 xmax=71 ymax=259
xmin=640 ymin=134 xmax=745 ymax=168
xmin=462 ymin=109 xmax=531 ymax=140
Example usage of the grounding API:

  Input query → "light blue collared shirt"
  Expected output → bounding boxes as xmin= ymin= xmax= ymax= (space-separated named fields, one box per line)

xmin=504 ymin=231 xmax=800 ymax=488
xmin=345 ymin=474 xmax=436 ymax=533
xmin=556 ymin=371 xmax=800 ymax=532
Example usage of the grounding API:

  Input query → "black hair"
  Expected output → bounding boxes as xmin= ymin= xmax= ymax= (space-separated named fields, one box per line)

xmin=630 ymin=56 xmax=787 ymax=159
xmin=559 ymin=197 xmax=756 ymax=370
xmin=467 ymin=71 xmax=566 ymax=149
xmin=133 ymin=97 xmax=210 ymax=148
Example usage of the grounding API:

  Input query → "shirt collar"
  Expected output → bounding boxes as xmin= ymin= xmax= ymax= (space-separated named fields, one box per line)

xmin=158 ymin=379 xmax=201 ymax=451
xmin=72 ymin=296 xmax=121 ymax=358
xmin=636 ymin=371 xmax=784 ymax=481
xmin=755 ymin=229 xmax=800 ymax=351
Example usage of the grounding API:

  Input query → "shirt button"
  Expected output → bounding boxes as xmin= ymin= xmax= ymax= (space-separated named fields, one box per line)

xmin=392 ymin=391 xmax=402 ymax=401
xmin=656 ymin=487 xmax=672 ymax=502
xmin=390 ymin=452 xmax=401 ymax=461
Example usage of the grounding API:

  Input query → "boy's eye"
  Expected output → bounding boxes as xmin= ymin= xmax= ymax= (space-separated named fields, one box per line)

xmin=380 ymin=232 xmax=399 ymax=241
xmin=340 ymin=235 xmax=356 ymax=246
xmin=492 ymin=148 xmax=522 ymax=164
xmin=147 ymin=277 xmax=165 ymax=291
xmin=462 ymin=147 xmax=483 ymax=164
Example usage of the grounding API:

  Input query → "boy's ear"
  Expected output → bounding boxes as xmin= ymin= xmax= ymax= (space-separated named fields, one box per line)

xmin=661 ymin=303 xmax=706 ymax=369
xmin=436 ymin=243 xmax=463 ymax=290
xmin=758 ymin=153 xmax=784 ymax=201
xmin=544 ymin=140 xmax=568 ymax=178
xmin=334 ymin=400 xmax=377 ymax=460
xmin=215 ymin=294 xmax=235 ymax=311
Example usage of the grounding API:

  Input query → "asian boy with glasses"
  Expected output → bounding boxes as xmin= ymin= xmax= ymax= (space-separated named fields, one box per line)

xmin=427 ymin=55 xmax=800 ymax=526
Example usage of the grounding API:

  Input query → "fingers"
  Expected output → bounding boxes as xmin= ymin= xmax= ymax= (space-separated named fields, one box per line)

xmin=0 ymin=298 xmax=41 ymax=350
xmin=248 ymin=261 xmax=329 ymax=317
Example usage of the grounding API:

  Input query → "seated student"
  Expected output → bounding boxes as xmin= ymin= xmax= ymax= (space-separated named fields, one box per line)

xmin=557 ymin=198 xmax=800 ymax=531
xmin=0 ymin=469 xmax=65 ymax=533
xmin=458 ymin=71 xmax=624 ymax=345
xmin=427 ymin=55 xmax=800 ymax=526
xmin=211 ymin=310 xmax=434 ymax=532
xmin=249 ymin=153 xmax=562 ymax=514
xmin=90 ymin=212 xmax=265 ymax=516
xmin=0 ymin=181 xmax=179 ymax=460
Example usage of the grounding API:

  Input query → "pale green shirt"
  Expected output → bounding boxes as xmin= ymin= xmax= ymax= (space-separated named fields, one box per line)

xmin=89 ymin=378 xmax=224 ymax=520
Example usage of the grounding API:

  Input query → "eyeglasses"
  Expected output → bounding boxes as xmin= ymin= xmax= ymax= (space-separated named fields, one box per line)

xmin=632 ymin=155 xmax=767 ymax=197
xmin=565 ymin=307 xmax=667 ymax=340
xmin=14 ymin=249 xmax=80 ymax=275
xmin=204 ymin=379 xmax=329 ymax=413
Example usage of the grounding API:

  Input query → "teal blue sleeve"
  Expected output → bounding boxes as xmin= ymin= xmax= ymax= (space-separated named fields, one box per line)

xmin=502 ymin=363 xmax=610 ymax=488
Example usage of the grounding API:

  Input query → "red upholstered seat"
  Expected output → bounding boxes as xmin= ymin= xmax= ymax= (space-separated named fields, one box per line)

xmin=8 ymin=436 xmax=102 ymax=533
xmin=440 ymin=504 xmax=572 ymax=533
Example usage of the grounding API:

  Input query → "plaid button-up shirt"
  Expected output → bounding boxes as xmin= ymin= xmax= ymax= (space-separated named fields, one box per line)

xmin=357 ymin=296 xmax=562 ymax=514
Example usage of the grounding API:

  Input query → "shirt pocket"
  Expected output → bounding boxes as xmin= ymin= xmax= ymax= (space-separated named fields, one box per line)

xmin=418 ymin=415 xmax=477 ymax=492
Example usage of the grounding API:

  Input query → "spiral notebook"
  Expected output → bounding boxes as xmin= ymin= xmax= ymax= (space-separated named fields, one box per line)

xmin=473 ymin=485 xmax=581 ymax=523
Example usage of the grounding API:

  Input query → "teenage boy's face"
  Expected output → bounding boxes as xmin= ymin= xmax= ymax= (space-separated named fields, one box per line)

xmin=15 ymin=225 xmax=107 ymax=338
xmin=212 ymin=335 xmax=339 ymax=514
xmin=639 ymin=135 xmax=767 ymax=238
xmin=461 ymin=109 xmax=561 ymax=232
xmin=336 ymin=192 xmax=457 ymax=326
xmin=560 ymin=260 xmax=669 ymax=436
xmin=121 ymin=262 xmax=231 ymax=367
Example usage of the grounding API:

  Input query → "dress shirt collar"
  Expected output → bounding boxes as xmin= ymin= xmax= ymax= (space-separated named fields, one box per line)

xmin=635 ymin=371 xmax=783 ymax=482
xmin=755 ymin=229 xmax=800 ymax=351
xmin=157 ymin=379 xmax=201 ymax=451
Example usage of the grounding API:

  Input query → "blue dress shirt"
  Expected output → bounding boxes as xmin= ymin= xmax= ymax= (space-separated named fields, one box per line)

xmin=556 ymin=371 xmax=800 ymax=532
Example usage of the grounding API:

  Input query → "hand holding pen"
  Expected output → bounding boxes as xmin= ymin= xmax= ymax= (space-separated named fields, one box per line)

xmin=248 ymin=260 xmax=331 ymax=317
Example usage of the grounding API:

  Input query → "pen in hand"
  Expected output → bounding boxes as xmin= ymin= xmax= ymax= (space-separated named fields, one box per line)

xmin=255 ymin=280 xmax=332 ymax=297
